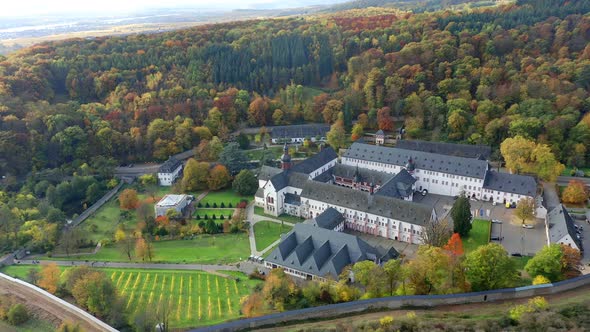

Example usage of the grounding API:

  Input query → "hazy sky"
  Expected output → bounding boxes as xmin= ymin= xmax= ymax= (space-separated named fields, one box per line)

xmin=0 ymin=0 xmax=307 ymax=17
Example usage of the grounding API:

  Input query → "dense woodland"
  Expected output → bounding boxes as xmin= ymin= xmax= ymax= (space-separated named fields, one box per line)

xmin=0 ymin=0 xmax=590 ymax=251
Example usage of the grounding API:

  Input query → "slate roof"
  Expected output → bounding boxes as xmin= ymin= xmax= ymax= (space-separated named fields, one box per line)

xmin=269 ymin=171 xmax=310 ymax=191
xmin=284 ymin=193 xmax=301 ymax=206
xmin=301 ymin=180 xmax=432 ymax=225
xmin=375 ymin=130 xmax=385 ymax=137
xmin=314 ymin=164 xmax=394 ymax=185
xmin=547 ymin=204 xmax=582 ymax=250
xmin=344 ymin=143 xmax=489 ymax=179
xmin=291 ymin=147 xmax=338 ymax=174
xmin=375 ymin=169 xmax=416 ymax=199
xmin=309 ymin=207 xmax=345 ymax=230
xmin=266 ymin=223 xmax=397 ymax=279
xmin=270 ymin=124 xmax=330 ymax=139
xmin=258 ymin=165 xmax=282 ymax=182
xmin=158 ymin=156 xmax=182 ymax=173
xmin=255 ymin=187 xmax=264 ymax=198
xmin=483 ymin=171 xmax=537 ymax=196
xmin=395 ymin=140 xmax=492 ymax=159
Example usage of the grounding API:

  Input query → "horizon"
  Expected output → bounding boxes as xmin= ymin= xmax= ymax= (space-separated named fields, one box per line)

xmin=0 ymin=0 xmax=346 ymax=18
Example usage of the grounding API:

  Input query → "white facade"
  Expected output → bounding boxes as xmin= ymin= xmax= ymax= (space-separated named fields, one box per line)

xmin=154 ymin=194 xmax=192 ymax=217
xmin=158 ymin=164 xmax=182 ymax=186
xmin=301 ymin=197 xmax=427 ymax=244
xmin=341 ymin=156 xmax=533 ymax=205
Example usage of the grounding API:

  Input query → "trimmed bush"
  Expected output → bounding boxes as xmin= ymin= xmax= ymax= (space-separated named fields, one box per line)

xmin=213 ymin=203 xmax=218 ymax=208
xmin=228 ymin=203 xmax=233 ymax=208
xmin=220 ymin=202 xmax=225 ymax=208
xmin=7 ymin=304 xmax=29 ymax=325
xmin=198 ymin=202 xmax=202 ymax=207
xmin=220 ymin=215 xmax=225 ymax=220
xmin=196 ymin=215 xmax=201 ymax=220
xmin=205 ymin=202 xmax=210 ymax=208
xmin=212 ymin=215 xmax=216 ymax=220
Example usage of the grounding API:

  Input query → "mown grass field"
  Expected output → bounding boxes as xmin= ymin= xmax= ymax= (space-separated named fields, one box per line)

xmin=463 ymin=219 xmax=491 ymax=253
xmin=253 ymin=221 xmax=292 ymax=251
xmin=0 ymin=265 xmax=260 ymax=329
xmin=43 ymin=233 xmax=251 ymax=264
xmin=199 ymin=189 xmax=251 ymax=207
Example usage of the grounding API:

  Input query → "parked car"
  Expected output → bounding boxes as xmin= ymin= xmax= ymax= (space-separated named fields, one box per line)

xmin=522 ymin=224 xmax=534 ymax=229
xmin=491 ymin=219 xmax=503 ymax=224
xmin=511 ymin=253 xmax=522 ymax=257
xmin=490 ymin=236 xmax=503 ymax=241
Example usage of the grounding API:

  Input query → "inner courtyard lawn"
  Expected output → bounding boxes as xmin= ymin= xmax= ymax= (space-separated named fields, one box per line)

xmin=253 ymin=221 xmax=293 ymax=251
xmin=0 ymin=265 xmax=260 ymax=329
xmin=253 ymin=206 xmax=305 ymax=223
xmin=463 ymin=219 xmax=491 ymax=253
xmin=43 ymin=233 xmax=251 ymax=264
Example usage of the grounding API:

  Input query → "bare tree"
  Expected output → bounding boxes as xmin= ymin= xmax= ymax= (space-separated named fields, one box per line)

xmin=420 ymin=218 xmax=453 ymax=247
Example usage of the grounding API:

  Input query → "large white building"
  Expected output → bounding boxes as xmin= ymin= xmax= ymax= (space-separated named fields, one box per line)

xmin=157 ymin=156 xmax=183 ymax=186
xmin=256 ymin=140 xmax=538 ymax=246
xmin=342 ymin=142 xmax=537 ymax=205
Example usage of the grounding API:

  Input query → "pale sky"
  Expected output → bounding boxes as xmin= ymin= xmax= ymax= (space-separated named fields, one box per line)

xmin=0 ymin=0 xmax=291 ymax=17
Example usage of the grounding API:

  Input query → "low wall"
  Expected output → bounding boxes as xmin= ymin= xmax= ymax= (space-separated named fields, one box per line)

xmin=69 ymin=182 xmax=124 ymax=228
xmin=192 ymin=274 xmax=590 ymax=332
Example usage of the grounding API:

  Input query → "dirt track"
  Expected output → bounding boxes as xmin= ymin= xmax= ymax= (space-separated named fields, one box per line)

xmin=0 ymin=275 xmax=115 ymax=332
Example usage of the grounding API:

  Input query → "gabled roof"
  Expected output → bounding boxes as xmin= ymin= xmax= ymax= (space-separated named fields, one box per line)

xmin=158 ymin=156 xmax=182 ymax=173
xmin=547 ymin=204 xmax=581 ymax=249
xmin=375 ymin=130 xmax=385 ymax=136
xmin=343 ymin=142 xmax=489 ymax=179
xmin=270 ymin=124 xmax=330 ymax=139
xmin=266 ymin=223 xmax=397 ymax=279
xmin=483 ymin=171 xmax=537 ymax=197
xmin=259 ymin=165 xmax=281 ymax=182
xmin=284 ymin=193 xmax=301 ymax=206
xmin=291 ymin=147 xmax=338 ymax=174
xmin=255 ymin=187 xmax=264 ymax=198
xmin=395 ymin=140 xmax=492 ymax=159
xmin=156 ymin=194 xmax=190 ymax=207
xmin=375 ymin=169 xmax=416 ymax=199
xmin=309 ymin=207 xmax=344 ymax=230
xmin=301 ymin=180 xmax=432 ymax=225
xmin=269 ymin=171 xmax=309 ymax=191
xmin=320 ymin=163 xmax=394 ymax=185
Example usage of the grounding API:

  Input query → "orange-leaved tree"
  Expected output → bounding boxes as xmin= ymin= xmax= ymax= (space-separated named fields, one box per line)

xmin=119 ymin=188 xmax=139 ymax=210
xmin=207 ymin=164 xmax=231 ymax=190
xmin=444 ymin=233 xmax=464 ymax=257
xmin=38 ymin=262 xmax=61 ymax=294
xmin=562 ymin=180 xmax=588 ymax=204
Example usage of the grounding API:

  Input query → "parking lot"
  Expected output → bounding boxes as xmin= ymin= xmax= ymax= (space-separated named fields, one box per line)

xmin=415 ymin=193 xmax=548 ymax=256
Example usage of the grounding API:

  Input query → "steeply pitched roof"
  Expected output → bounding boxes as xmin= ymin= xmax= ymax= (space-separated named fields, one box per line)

xmin=291 ymin=147 xmax=338 ymax=174
xmin=313 ymin=163 xmax=394 ymax=185
xmin=395 ymin=140 xmax=492 ymax=159
xmin=270 ymin=124 xmax=330 ymax=139
xmin=375 ymin=130 xmax=384 ymax=136
xmin=301 ymin=180 xmax=432 ymax=225
xmin=266 ymin=223 xmax=397 ymax=279
xmin=284 ymin=193 xmax=301 ymax=206
xmin=343 ymin=142 xmax=489 ymax=179
xmin=258 ymin=165 xmax=282 ymax=182
xmin=269 ymin=171 xmax=310 ymax=191
xmin=255 ymin=187 xmax=264 ymax=198
xmin=375 ymin=169 xmax=416 ymax=199
xmin=547 ymin=204 xmax=581 ymax=249
xmin=158 ymin=156 xmax=182 ymax=173
xmin=310 ymin=207 xmax=344 ymax=230
xmin=483 ymin=171 xmax=537 ymax=197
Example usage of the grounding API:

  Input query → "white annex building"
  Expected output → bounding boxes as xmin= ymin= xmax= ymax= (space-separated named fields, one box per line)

xmin=157 ymin=156 xmax=183 ymax=186
xmin=154 ymin=194 xmax=192 ymax=217
xmin=547 ymin=204 xmax=582 ymax=251
xmin=256 ymin=140 xmax=538 ymax=247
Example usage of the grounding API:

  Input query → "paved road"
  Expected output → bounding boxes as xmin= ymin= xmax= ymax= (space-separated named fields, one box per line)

xmin=114 ymin=163 xmax=161 ymax=177
xmin=557 ymin=175 xmax=590 ymax=186
xmin=543 ymin=182 xmax=561 ymax=211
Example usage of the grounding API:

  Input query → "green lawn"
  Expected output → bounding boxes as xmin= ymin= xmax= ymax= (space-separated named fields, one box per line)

xmin=463 ymin=219 xmax=491 ymax=253
xmin=245 ymin=146 xmax=283 ymax=160
xmin=253 ymin=221 xmax=292 ymax=251
xmin=0 ymin=317 xmax=55 ymax=332
xmin=511 ymin=255 xmax=532 ymax=271
xmin=0 ymin=265 xmax=261 ymax=329
xmin=199 ymin=189 xmax=251 ymax=207
xmin=254 ymin=206 xmax=305 ymax=223
xmin=42 ymin=233 xmax=251 ymax=264
xmin=561 ymin=166 xmax=590 ymax=176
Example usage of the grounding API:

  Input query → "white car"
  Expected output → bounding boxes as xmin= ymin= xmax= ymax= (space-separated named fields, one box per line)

xmin=522 ymin=224 xmax=534 ymax=229
xmin=491 ymin=219 xmax=503 ymax=224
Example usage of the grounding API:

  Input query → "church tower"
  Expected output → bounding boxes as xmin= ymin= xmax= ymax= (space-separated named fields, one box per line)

xmin=281 ymin=142 xmax=292 ymax=170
